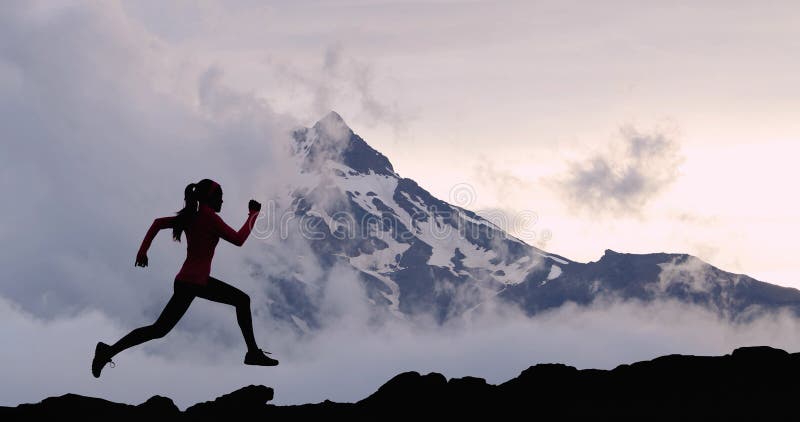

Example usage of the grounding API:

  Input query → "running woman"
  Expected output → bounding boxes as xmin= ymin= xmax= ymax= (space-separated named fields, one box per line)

xmin=92 ymin=178 xmax=278 ymax=378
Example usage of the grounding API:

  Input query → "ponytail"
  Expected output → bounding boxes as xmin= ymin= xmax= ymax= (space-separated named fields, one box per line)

xmin=173 ymin=183 xmax=198 ymax=241
xmin=172 ymin=179 xmax=219 ymax=241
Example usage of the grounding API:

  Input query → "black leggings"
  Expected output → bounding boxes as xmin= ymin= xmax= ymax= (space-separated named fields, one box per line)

xmin=109 ymin=277 xmax=258 ymax=357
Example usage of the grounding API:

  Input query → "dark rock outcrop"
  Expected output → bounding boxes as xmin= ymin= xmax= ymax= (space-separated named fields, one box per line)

xmin=184 ymin=385 xmax=273 ymax=419
xmin=4 ymin=346 xmax=800 ymax=420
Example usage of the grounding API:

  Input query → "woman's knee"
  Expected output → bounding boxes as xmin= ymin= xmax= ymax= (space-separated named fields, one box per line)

xmin=236 ymin=292 xmax=251 ymax=308
xmin=149 ymin=322 xmax=173 ymax=339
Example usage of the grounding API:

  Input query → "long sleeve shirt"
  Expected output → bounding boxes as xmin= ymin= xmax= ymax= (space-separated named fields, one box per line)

xmin=138 ymin=203 xmax=260 ymax=285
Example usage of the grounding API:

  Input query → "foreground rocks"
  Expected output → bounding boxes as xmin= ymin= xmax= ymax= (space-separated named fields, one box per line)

xmin=3 ymin=346 xmax=799 ymax=420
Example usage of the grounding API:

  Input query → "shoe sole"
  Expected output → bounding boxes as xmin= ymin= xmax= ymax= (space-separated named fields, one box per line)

xmin=92 ymin=342 xmax=110 ymax=378
xmin=244 ymin=359 xmax=279 ymax=366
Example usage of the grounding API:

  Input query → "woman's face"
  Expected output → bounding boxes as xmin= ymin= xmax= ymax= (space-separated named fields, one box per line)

xmin=209 ymin=189 xmax=223 ymax=212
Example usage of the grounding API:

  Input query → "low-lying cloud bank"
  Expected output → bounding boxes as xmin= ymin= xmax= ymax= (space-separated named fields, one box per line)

xmin=3 ymin=287 xmax=799 ymax=410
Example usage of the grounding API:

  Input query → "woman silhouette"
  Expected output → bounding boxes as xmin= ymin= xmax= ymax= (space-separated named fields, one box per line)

xmin=92 ymin=179 xmax=278 ymax=378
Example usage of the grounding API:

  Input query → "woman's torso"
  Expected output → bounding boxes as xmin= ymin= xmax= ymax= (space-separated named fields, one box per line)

xmin=175 ymin=206 xmax=220 ymax=285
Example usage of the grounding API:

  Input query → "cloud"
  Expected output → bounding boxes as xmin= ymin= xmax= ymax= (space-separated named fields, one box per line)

xmin=654 ymin=255 xmax=719 ymax=295
xmin=0 ymin=1 xmax=298 ymax=323
xmin=274 ymin=44 xmax=409 ymax=133
xmin=671 ymin=211 xmax=718 ymax=225
xmin=473 ymin=161 xmax=533 ymax=199
xmin=4 ymin=289 xmax=800 ymax=410
xmin=549 ymin=125 xmax=684 ymax=216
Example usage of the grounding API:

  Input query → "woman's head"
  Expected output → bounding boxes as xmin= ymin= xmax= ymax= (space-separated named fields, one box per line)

xmin=173 ymin=179 xmax=223 ymax=241
xmin=193 ymin=179 xmax=223 ymax=212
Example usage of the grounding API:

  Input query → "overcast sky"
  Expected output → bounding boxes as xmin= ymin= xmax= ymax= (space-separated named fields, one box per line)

xmin=113 ymin=0 xmax=800 ymax=288
xmin=2 ymin=0 xmax=800 ymax=408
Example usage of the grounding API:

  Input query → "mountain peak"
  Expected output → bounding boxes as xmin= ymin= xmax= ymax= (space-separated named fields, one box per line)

xmin=312 ymin=110 xmax=353 ymax=143
xmin=293 ymin=111 xmax=396 ymax=176
xmin=319 ymin=110 xmax=345 ymax=125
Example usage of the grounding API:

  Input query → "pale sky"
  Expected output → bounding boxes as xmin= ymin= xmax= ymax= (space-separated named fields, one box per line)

xmin=114 ymin=0 xmax=800 ymax=288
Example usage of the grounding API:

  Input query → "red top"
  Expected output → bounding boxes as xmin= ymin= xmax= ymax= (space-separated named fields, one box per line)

xmin=138 ymin=203 xmax=259 ymax=285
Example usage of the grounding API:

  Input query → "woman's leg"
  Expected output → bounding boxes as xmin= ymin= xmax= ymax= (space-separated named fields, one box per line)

xmin=196 ymin=276 xmax=259 ymax=352
xmin=108 ymin=283 xmax=195 ymax=357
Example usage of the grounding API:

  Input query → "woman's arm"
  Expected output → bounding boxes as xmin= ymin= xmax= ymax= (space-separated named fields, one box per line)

xmin=135 ymin=216 xmax=176 ymax=267
xmin=213 ymin=209 xmax=260 ymax=247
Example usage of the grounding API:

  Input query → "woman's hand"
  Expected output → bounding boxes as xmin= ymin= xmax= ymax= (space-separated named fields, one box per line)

xmin=249 ymin=199 xmax=261 ymax=213
xmin=135 ymin=250 xmax=149 ymax=268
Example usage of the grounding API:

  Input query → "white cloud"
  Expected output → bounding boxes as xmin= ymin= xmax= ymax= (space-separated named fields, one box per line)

xmin=655 ymin=255 xmax=723 ymax=295
xmin=3 ymin=290 xmax=800 ymax=410
xmin=0 ymin=1 xmax=297 ymax=322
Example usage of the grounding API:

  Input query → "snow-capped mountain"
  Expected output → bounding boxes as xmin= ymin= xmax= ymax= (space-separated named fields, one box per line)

xmin=249 ymin=112 xmax=800 ymax=330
